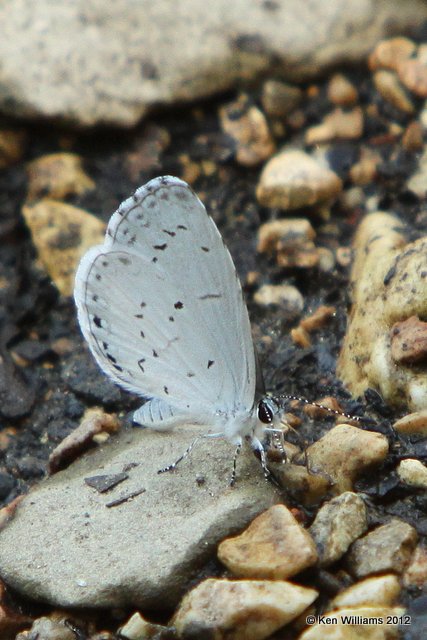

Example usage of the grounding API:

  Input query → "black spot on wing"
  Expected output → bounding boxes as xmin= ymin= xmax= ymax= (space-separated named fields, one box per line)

xmin=164 ymin=386 xmax=169 ymax=395
xmin=93 ymin=316 xmax=102 ymax=328
xmin=201 ymin=246 xmax=209 ymax=252
xmin=174 ymin=301 xmax=184 ymax=309
xmin=140 ymin=330 xmax=145 ymax=338
xmin=112 ymin=364 xmax=123 ymax=372
xmin=138 ymin=358 xmax=145 ymax=373
xmin=153 ymin=243 xmax=167 ymax=251
xmin=187 ymin=372 xmax=195 ymax=378
xmin=153 ymin=350 xmax=158 ymax=358
xmin=163 ymin=229 xmax=176 ymax=237
xmin=135 ymin=313 xmax=144 ymax=319
xmin=169 ymin=316 xmax=174 ymax=322
xmin=177 ymin=224 xmax=188 ymax=230
xmin=207 ymin=360 xmax=214 ymax=368
xmin=119 ymin=256 xmax=131 ymax=265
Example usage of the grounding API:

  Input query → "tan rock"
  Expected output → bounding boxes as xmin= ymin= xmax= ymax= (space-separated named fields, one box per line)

xmin=407 ymin=146 xmax=427 ymax=198
xmin=349 ymin=147 xmax=381 ymax=185
xmin=0 ymin=128 xmax=26 ymax=168
xmin=22 ymin=199 xmax=105 ymax=296
xmin=219 ymin=94 xmax=275 ymax=167
xmin=307 ymin=425 xmax=389 ymax=494
xmin=218 ymin=504 xmax=318 ymax=579
xmin=346 ymin=519 xmax=418 ymax=578
xmin=398 ymin=57 xmax=427 ymax=98
xmin=300 ymin=606 xmax=405 ymax=639
xmin=393 ymin=410 xmax=427 ymax=436
xmin=373 ymin=70 xmax=415 ymax=114
xmin=261 ymin=80 xmax=303 ymax=118
xmin=256 ymin=150 xmax=342 ymax=210
xmin=257 ymin=217 xmax=319 ymax=268
xmin=403 ymin=544 xmax=427 ymax=588
xmin=305 ymin=107 xmax=364 ymax=145
xmin=270 ymin=462 xmax=332 ymax=506
xmin=173 ymin=578 xmax=318 ymax=640
xmin=119 ymin=611 xmax=171 ymax=639
xmin=397 ymin=459 xmax=427 ymax=489
xmin=309 ymin=492 xmax=368 ymax=566
xmin=26 ymin=153 xmax=95 ymax=201
xmin=401 ymin=121 xmax=424 ymax=152
xmin=331 ymin=575 xmax=401 ymax=609
xmin=369 ymin=37 xmax=417 ymax=72
xmin=327 ymin=74 xmax=358 ymax=106
xmin=300 ymin=305 xmax=336 ymax=332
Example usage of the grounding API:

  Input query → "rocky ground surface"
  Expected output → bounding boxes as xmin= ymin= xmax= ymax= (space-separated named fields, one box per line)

xmin=0 ymin=3 xmax=426 ymax=640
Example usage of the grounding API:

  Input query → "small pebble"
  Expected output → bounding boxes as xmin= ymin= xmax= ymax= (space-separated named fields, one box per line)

xmin=305 ymin=107 xmax=364 ymax=145
xmin=346 ymin=519 xmax=418 ymax=579
xmin=0 ymin=128 xmax=26 ymax=168
xmin=300 ymin=305 xmax=335 ymax=332
xmin=254 ymin=284 xmax=304 ymax=314
xmin=291 ymin=326 xmax=311 ymax=348
xmin=373 ymin=70 xmax=415 ymax=114
xmin=26 ymin=152 xmax=95 ymax=201
xmin=397 ymin=459 xmax=427 ymax=489
xmin=368 ymin=37 xmax=417 ymax=72
xmin=401 ymin=121 xmax=424 ymax=152
xmin=218 ymin=504 xmax=318 ymax=579
xmin=330 ymin=574 xmax=401 ymax=609
xmin=219 ymin=94 xmax=275 ymax=166
xmin=309 ymin=492 xmax=367 ymax=567
xmin=173 ymin=577 xmax=318 ymax=640
xmin=256 ymin=149 xmax=342 ymax=210
xmin=403 ymin=545 xmax=427 ymax=588
xmin=22 ymin=200 xmax=105 ymax=297
xmin=398 ymin=56 xmax=427 ymax=98
xmin=348 ymin=147 xmax=381 ymax=185
xmin=393 ymin=409 xmax=427 ymax=436
xmin=327 ymin=74 xmax=358 ymax=106
xmin=119 ymin=611 xmax=171 ymax=639
xmin=307 ymin=424 xmax=389 ymax=494
xmin=261 ymin=80 xmax=303 ymax=118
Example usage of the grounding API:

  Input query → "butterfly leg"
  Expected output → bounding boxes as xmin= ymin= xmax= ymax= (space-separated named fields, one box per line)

xmin=157 ymin=431 xmax=225 ymax=475
xmin=250 ymin=436 xmax=270 ymax=480
xmin=230 ymin=441 xmax=242 ymax=487
xmin=157 ymin=437 xmax=201 ymax=474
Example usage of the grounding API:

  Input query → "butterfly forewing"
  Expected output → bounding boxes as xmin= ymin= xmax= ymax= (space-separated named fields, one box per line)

xmin=74 ymin=176 xmax=256 ymax=421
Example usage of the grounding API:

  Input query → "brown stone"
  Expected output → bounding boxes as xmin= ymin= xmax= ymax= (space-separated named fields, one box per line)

xmin=390 ymin=316 xmax=427 ymax=365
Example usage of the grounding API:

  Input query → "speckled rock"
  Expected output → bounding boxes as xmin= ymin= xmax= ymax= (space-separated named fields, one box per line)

xmin=26 ymin=153 xmax=95 ymax=201
xmin=369 ymin=37 xmax=417 ymax=72
xmin=256 ymin=149 xmax=342 ymax=210
xmin=330 ymin=575 xmax=401 ymax=609
xmin=0 ymin=427 xmax=280 ymax=609
xmin=327 ymin=74 xmax=358 ymax=106
xmin=0 ymin=1 xmax=426 ymax=127
xmin=257 ymin=217 xmax=319 ymax=267
xmin=307 ymin=424 xmax=389 ymax=494
xmin=309 ymin=492 xmax=368 ymax=566
xmin=217 ymin=504 xmax=318 ymax=579
xmin=407 ymin=146 xmax=427 ymax=198
xmin=337 ymin=212 xmax=427 ymax=410
xmin=346 ymin=519 xmax=418 ymax=579
xmin=403 ymin=545 xmax=427 ymax=588
xmin=22 ymin=200 xmax=105 ymax=296
xmin=173 ymin=578 xmax=318 ymax=640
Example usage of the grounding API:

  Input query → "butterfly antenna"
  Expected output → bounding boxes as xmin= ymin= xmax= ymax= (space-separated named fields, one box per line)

xmin=275 ymin=394 xmax=374 ymax=424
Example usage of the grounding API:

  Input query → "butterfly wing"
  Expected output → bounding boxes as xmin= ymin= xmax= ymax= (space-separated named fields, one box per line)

xmin=74 ymin=176 xmax=256 ymax=426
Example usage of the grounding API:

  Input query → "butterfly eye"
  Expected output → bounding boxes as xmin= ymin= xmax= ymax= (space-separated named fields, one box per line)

xmin=258 ymin=399 xmax=275 ymax=424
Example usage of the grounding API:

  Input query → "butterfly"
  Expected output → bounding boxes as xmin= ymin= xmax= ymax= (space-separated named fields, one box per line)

xmin=75 ymin=176 xmax=350 ymax=483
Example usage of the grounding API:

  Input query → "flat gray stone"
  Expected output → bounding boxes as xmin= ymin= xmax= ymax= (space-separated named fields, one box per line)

xmin=0 ymin=426 xmax=280 ymax=609
xmin=0 ymin=0 xmax=425 ymax=126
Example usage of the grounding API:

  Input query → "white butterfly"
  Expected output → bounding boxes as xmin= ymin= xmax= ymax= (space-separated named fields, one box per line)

xmin=74 ymin=176 xmax=282 ymax=482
